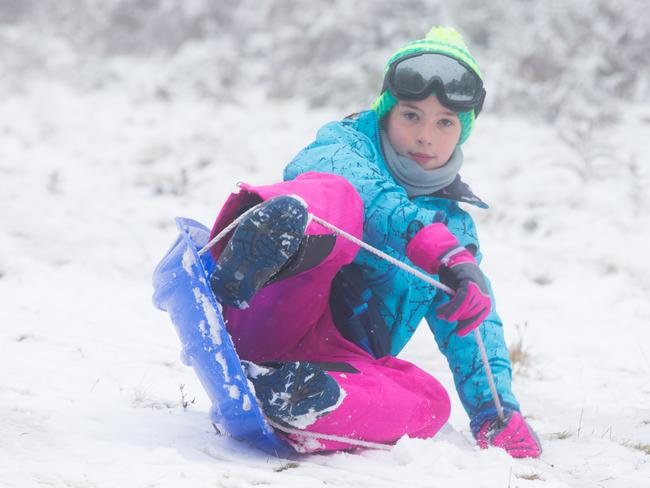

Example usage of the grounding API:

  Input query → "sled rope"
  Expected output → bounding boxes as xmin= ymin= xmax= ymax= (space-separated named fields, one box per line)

xmin=198 ymin=202 xmax=505 ymax=424
xmin=266 ymin=419 xmax=393 ymax=451
xmin=198 ymin=204 xmax=262 ymax=256
xmin=309 ymin=214 xmax=454 ymax=294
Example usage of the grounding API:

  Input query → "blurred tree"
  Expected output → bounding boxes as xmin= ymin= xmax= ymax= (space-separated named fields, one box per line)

xmin=1 ymin=0 xmax=647 ymax=118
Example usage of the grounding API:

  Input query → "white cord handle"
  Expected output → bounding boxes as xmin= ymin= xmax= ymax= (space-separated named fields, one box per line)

xmin=267 ymin=419 xmax=393 ymax=451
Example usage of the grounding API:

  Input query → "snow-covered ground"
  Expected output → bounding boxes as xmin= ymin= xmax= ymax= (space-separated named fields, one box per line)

xmin=2 ymin=70 xmax=649 ymax=487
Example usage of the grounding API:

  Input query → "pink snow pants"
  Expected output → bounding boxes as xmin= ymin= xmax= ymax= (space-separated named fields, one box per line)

xmin=210 ymin=172 xmax=450 ymax=452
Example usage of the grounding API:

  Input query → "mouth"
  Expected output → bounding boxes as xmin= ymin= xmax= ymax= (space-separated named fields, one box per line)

xmin=408 ymin=152 xmax=435 ymax=166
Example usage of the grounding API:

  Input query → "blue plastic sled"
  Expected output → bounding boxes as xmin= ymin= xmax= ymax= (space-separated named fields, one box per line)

xmin=152 ymin=217 xmax=293 ymax=457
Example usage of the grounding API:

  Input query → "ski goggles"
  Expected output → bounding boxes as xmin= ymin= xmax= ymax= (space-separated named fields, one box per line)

xmin=382 ymin=52 xmax=486 ymax=116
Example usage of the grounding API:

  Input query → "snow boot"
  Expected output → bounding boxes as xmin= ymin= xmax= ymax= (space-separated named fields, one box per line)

xmin=243 ymin=361 xmax=344 ymax=429
xmin=210 ymin=195 xmax=309 ymax=309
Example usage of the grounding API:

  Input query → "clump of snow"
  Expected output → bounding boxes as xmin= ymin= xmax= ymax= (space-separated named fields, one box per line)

xmin=268 ymin=387 xmax=348 ymax=431
xmin=228 ymin=385 xmax=240 ymax=400
xmin=289 ymin=435 xmax=324 ymax=454
xmin=242 ymin=394 xmax=252 ymax=412
xmin=241 ymin=360 xmax=273 ymax=379
xmin=191 ymin=288 xmax=221 ymax=345
xmin=181 ymin=247 xmax=195 ymax=277
xmin=213 ymin=352 xmax=230 ymax=383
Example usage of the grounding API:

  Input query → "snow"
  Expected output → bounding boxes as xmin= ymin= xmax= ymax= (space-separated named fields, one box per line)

xmin=214 ymin=352 xmax=230 ymax=383
xmin=192 ymin=288 xmax=222 ymax=345
xmin=2 ymin=6 xmax=650 ymax=487
xmin=181 ymin=248 xmax=195 ymax=277
xmin=228 ymin=385 xmax=240 ymax=400
xmin=242 ymin=394 xmax=252 ymax=412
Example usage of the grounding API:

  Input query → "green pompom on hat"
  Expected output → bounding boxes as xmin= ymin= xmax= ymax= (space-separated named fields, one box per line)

xmin=372 ymin=26 xmax=483 ymax=145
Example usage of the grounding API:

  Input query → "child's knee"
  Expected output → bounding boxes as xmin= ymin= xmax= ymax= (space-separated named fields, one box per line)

xmin=423 ymin=378 xmax=451 ymax=435
xmin=435 ymin=385 xmax=452 ymax=427
xmin=294 ymin=172 xmax=363 ymax=225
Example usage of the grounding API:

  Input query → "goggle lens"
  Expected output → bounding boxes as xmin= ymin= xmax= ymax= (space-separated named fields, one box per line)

xmin=388 ymin=53 xmax=484 ymax=112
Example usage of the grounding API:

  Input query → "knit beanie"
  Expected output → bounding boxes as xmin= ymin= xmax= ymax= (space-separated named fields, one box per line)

xmin=372 ymin=26 xmax=483 ymax=145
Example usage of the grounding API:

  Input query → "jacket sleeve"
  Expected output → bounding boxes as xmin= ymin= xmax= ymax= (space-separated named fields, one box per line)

xmin=283 ymin=121 xmax=443 ymax=255
xmin=424 ymin=208 xmax=521 ymax=424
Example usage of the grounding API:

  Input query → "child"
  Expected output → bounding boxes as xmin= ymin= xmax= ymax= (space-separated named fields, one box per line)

xmin=207 ymin=27 xmax=541 ymax=458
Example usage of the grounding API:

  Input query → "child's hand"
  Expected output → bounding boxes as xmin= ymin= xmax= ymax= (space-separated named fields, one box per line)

xmin=435 ymin=249 xmax=491 ymax=336
xmin=475 ymin=411 xmax=542 ymax=458
xmin=406 ymin=223 xmax=491 ymax=335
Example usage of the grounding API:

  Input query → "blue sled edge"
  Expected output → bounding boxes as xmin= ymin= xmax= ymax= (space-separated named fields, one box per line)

xmin=152 ymin=216 xmax=293 ymax=457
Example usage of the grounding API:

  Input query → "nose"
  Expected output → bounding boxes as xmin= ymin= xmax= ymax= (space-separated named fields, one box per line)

xmin=417 ymin=129 xmax=433 ymax=146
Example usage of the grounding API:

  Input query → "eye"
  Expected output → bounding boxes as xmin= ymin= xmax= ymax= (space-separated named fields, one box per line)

xmin=402 ymin=111 xmax=419 ymax=122
xmin=438 ymin=118 xmax=455 ymax=128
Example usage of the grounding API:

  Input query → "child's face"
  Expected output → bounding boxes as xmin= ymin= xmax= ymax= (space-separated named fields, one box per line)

xmin=385 ymin=96 xmax=462 ymax=170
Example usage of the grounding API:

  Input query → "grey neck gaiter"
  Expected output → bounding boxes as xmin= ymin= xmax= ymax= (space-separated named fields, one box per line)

xmin=380 ymin=129 xmax=463 ymax=198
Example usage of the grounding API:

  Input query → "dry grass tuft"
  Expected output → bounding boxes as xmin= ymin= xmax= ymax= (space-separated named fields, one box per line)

xmin=509 ymin=322 xmax=531 ymax=374
xmin=550 ymin=430 xmax=572 ymax=440
xmin=274 ymin=462 xmax=300 ymax=472
xmin=627 ymin=442 xmax=650 ymax=455
xmin=516 ymin=472 xmax=543 ymax=481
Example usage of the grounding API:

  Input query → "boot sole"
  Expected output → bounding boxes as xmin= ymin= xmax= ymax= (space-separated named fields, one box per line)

xmin=249 ymin=361 xmax=343 ymax=429
xmin=211 ymin=195 xmax=308 ymax=308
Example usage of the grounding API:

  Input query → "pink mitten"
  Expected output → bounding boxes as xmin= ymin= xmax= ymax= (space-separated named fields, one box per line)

xmin=476 ymin=411 xmax=542 ymax=458
xmin=406 ymin=223 xmax=491 ymax=336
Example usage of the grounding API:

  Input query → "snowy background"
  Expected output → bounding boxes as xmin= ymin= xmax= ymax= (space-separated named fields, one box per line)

xmin=2 ymin=1 xmax=649 ymax=486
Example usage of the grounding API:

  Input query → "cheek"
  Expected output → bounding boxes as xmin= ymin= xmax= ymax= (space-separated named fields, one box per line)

xmin=452 ymin=124 xmax=462 ymax=144
xmin=436 ymin=130 xmax=460 ymax=160
xmin=438 ymin=124 xmax=461 ymax=146
xmin=386 ymin=121 xmax=413 ymax=154
xmin=446 ymin=126 xmax=462 ymax=146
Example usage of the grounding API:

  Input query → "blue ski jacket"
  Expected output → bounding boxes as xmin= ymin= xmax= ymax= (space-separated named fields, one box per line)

xmin=284 ymin=109 xmax=520 ymax=428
